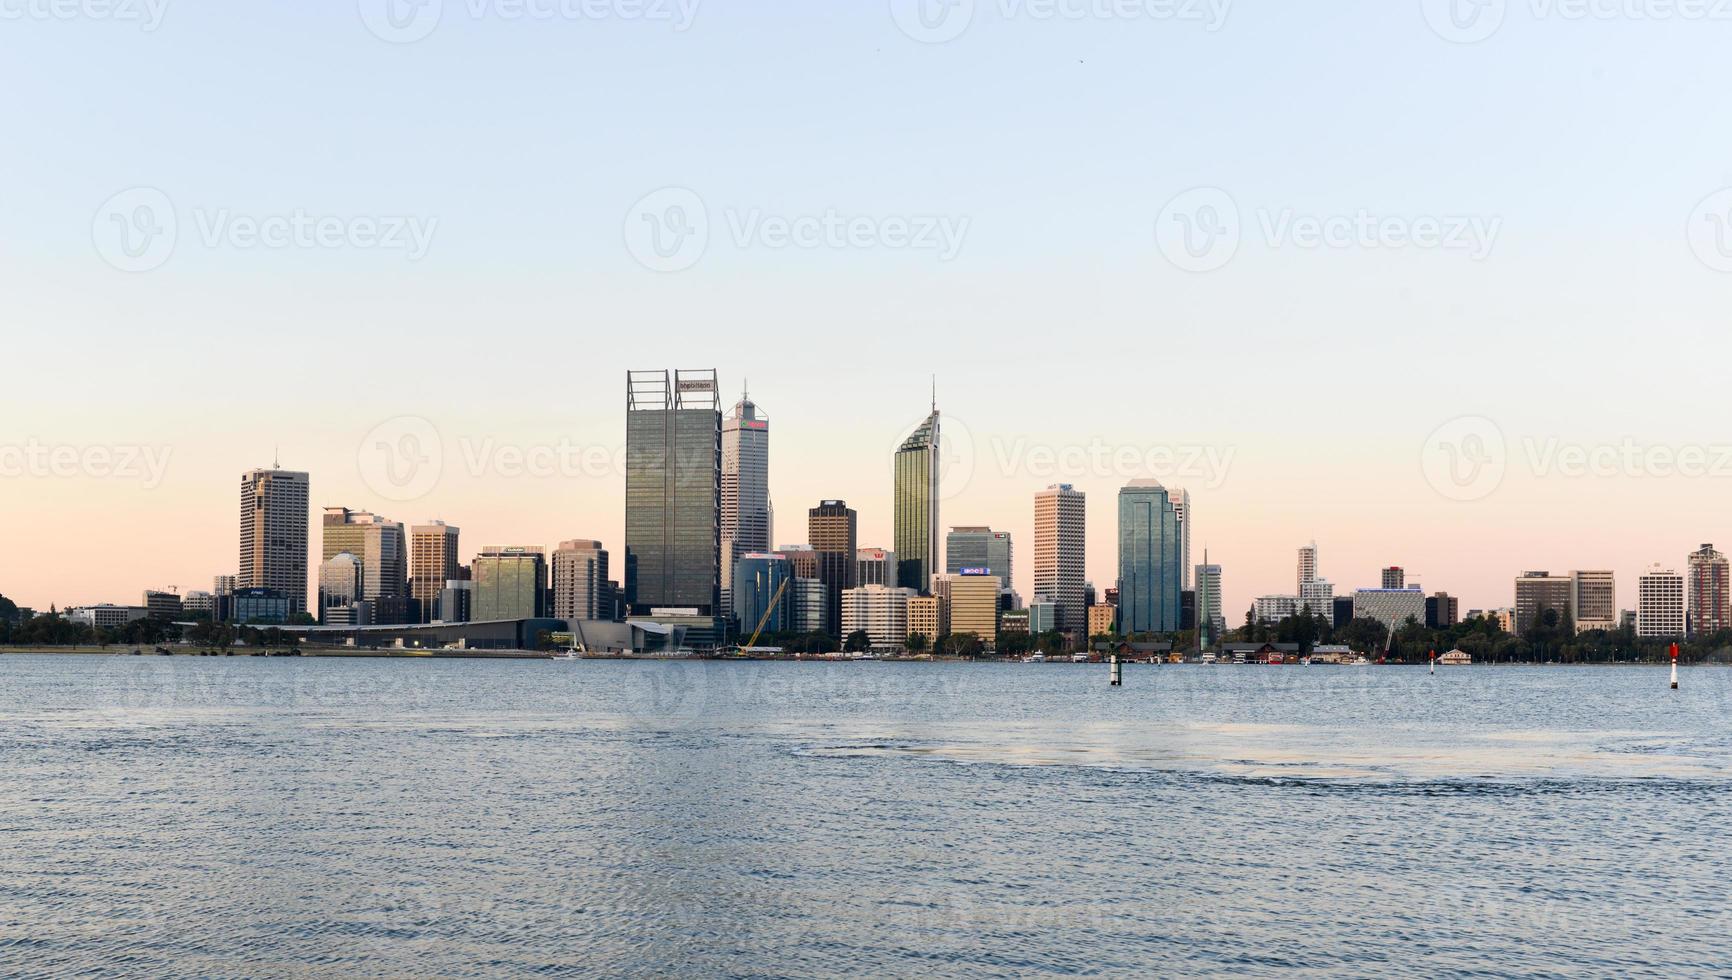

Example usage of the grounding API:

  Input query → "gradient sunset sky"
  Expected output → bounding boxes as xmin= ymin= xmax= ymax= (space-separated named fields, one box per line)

xmin=4 ymin=2 xmax=1732 ymax=618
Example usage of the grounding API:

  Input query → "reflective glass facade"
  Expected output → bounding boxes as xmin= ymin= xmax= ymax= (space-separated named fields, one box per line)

xmin=625 ymin=371 xmax=722 ymax=617
xmin=1117 ymin=482 xmax=1182 ymax=634
xmin=893 ymin=410 xmax=940 ymax=593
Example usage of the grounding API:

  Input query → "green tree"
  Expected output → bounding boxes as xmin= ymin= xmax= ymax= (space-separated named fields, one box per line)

xmin=905 ymin=633 xmax=930 ymax=654
xmin=844 ymin=630 xmax=872 ymax=653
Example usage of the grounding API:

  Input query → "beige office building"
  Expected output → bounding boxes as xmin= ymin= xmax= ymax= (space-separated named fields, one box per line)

xmin=323 ymin=508 xmax=408 ymax=604
xmin=552 ymin=539 xmax=611 ymax=622
xmin=411 ymin=521 xmax=461 ymax=623
xmin=1033 ymin=484 xmax=1086 ymax=632
xmin=908 ymin=595 xmax=946 ymax=644
xmin=1088 ymin=603 xmax=1117 ymax=637
xmin=936 ymin=572 xmax=999 ymax=645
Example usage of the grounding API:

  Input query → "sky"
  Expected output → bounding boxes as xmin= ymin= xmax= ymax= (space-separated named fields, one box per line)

xmin=3 ymin=0 xmax=1732 ymax=618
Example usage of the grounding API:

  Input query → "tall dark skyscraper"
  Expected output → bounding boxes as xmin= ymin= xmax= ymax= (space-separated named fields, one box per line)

xmin=1117 ymin=479 xmax=1182 ymax=634
xmin=809 ymin=499 xmax=858 ymax=637
xmin=893 ymin=403 xmax=940 ymax=593
xmin=625 ymin=369 xmax=722 ymax=619
xmin=720 ymin=388 xmax=771 ymax=617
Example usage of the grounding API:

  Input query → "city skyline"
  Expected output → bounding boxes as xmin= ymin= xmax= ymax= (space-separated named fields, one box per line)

xmin=13 ymin=379 xmax=1732 ymax=627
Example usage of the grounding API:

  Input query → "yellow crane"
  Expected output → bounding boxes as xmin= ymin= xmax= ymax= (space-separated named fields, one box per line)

xmin=742 ymin=576 xmax=791 ymax=653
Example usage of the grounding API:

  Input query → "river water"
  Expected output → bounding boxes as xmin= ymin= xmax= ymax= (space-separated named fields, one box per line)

xmin=1 ymin=656 xmax=1726 ymax=977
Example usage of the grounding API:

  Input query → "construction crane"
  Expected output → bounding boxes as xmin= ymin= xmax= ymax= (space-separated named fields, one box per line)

xmin=742 ymin=577 xmax=791 ymax=653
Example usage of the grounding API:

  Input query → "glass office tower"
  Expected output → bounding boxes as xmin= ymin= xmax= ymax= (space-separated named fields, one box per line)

xmin=1117 ymin=480 xmax=1182 ymax=634
xmin=893 ymin=408 xmax=940 ymax=593
xmin=625 ymin=370 xmax=722 ymax=618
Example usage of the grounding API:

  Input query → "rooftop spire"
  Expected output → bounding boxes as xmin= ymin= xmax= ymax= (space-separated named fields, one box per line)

xmin=931 ymin=374 xmax=937 ymax=413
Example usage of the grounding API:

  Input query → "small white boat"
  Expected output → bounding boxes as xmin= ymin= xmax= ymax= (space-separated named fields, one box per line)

xmin=1022 ymin=654 xmax=1047 ymax=664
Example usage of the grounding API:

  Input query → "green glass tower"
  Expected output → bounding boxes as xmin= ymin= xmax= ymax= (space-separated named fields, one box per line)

xmin=1117 ymin=480 xmax=1182 ymax=635
xmin=893 ymin=407 xmax=940 ymax=594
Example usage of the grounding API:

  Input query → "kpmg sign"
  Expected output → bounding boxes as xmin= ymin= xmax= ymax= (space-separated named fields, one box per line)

xmin=959 ymin=567 xmax=992 ymax=577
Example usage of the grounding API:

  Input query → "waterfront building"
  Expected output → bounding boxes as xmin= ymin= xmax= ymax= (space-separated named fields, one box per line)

xmin=625 ymin=369 xmax=722 ymax=620
xmin=318 ymin=552 xmax=364 ymax=624
xmin=840 ymin=584 xmax=915 ymax=652
xmin=552 ymin=540 xmax=610 ymax=623
xmin=437 ymin=580 xmax=473 ymax=623
xmin=856 ymin=548 xmax=898 ymax=588
xmin=1117 ymin=481 xmax=1182 ymax=634
xmin=1637 ymin=566 xmax=1687 ymax=638
xmin=1033 ymin=484 xmax=1086 ymax=631
xmin=1297 ymin=542 xmax=1318 ymax=595
xmin=790 ymin=579 xmax=827 ymax=634
xmin=999 ymin=609 xmax=1030 ymax=637
xmin=232 ymin=587 xmax=289 ymax=625
xmin=323 ymin=508 xmax=409 ymax=618
xmin=239 ymin=465 xmax=309 ymax=615
xmin=936 ymin=571 xmax=1000 ymax=645
xmin=1426 ymin=592 xmax=1461 ymax=629
xmin=1332 ymin=596 xmax=1356 ymax=630
xmin=1570 ymin=571 xmax=1616 ymax=633
xmin=1028 ymin=599 xmax=1060 ymax=634
xmin=908 ymin=595 xmax=945 ymax=643
xmin=733 ymin=553 xmax=792 ymax=637
xmin=810 ymin=500 xmax=858 ymax=637
xmin=410 ymin=521 xmax=461 ymax=624
xmin=1088 ymin=603 xmax=1117 ymax=638
xmin=473 ymin=546 xmax=548 ymax=621
xmin=1299 ymin=579 xmax=1334 ymax=620
xmin=182 ymin=591 xmax=215 ymax=616
xmin=1687 ymin=544 xmax=1729 ymax=635
xmin=721 ymin=390 xmax=771 ymax=615
xmin=1351 ymin=587 xmax=1427 ymax=633
xmin=143 ymin=590 xmax=182 ymax=621
xmin=1514 ymin=571 xmax=1574 ymax=634
xmin=1169 ymin=488 xmax=1192 ymax=592
xmin=893 ymin=405 xmax=941 ymax=593
xmin=947 ymin=526 xmax=1013 ymax=591
xmin=67 ymin=605 xmax=148 ymax=630
xmin=1254 ymin=595 xmax=1301 ymax=624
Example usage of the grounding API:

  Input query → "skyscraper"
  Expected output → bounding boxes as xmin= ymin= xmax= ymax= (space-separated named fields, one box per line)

xmin=1033 ymin=484 xmax=1086 ymax=631
xmin=1514 ymin=571 xmax=1573 ymax=634
xmin=893 ymin=405 xmax=940 ymax=593
xmin=410 ymin=521 xmax=460 ymax=623
xmin=1117 ymin=480 xmax=1182 ymax=634
xmin=1637 ymin=565 xmax=1686 ymax=638
xmin=720 ymin=389 xmax=771 ymax=616
xmin=1170 ymin=487 xmax=1192 ymax=591
xmin=856 ymin=548 xmax=898 ymax=587
xmin=239 ymin=465 xmax=309 ymax=616
xmin=946 ymin=527 xmax=1013 ymax=590
xmin=473 ymin=545 xmax=547 ymax=621
xmin=809 ymin=500 xmax=858 ymax=636
xmin=1688 ymin=544 xmax=1729 ymax=635
xmin=1297 ymin=542 xmax=1318 ymax=595
xmin=1570 ymin=570 xmax=1616 ymax=633
xmin=322 ymin=508 xmax=408 ymax=618
xmin=625 ymin=369 xmax=722 ymax=618
xmin=318 ymin=552 xmax=365 ymax=625
xmin=1195 ymin=556 xmax=1224 ymax=646
xmin=1382 ymin=567 xmax=1406 ymax=590
xmin=552 ymin=539 xmax=611 ymax=623
xmin=733 ymin=553 xmax=792 ymax=638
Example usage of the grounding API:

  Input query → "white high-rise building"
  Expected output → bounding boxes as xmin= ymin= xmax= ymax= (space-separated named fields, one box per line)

xmin=1300 ymin=579 xmax=1334 ymax=619
xmin=552 ymin=539 xmax=611 ymax=622
xmin=721 ymin=390 xmax=771 ymax=614
xmin=1033 ymin=484 xmax=1086 ymax=631
xmin=239 ymin=465 xmax=310 ymax=615
xmin=840 ymin=584 xmax=915 ymax=652
xmin=1298 ymin=542 xmax=1318 ymax=594
xmin=1254 ymin=595 xmax=1301 ymax=624
xmin=855 ymin=548 xmax=898 ymax=588
xmin=1637 ymin=566 xmax=1686 ymax=638
xmin=1170 ymin=488 xmax=1192 ymax=591
xmin=1570 ymin=570 xmax=1617 ymax=633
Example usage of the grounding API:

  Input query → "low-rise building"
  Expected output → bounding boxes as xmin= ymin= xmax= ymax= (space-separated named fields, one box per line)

xmin=840 ymin=584 xmax=915 ymax=652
